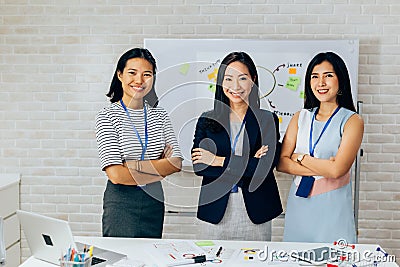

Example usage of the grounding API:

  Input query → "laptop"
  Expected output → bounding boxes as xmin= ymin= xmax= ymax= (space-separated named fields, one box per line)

xmin=17 ymin=210 xmax=126 ymax=266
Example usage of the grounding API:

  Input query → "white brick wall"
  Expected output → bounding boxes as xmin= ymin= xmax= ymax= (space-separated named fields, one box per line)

xmin=1 ymin=1 xmax=399 ymax=264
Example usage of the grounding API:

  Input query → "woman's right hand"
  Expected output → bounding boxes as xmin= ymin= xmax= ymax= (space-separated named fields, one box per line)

xmin=161 ymin=143 xmax=173 ymax=158
xmin=191 ymin=148 xmax=225 ymax=167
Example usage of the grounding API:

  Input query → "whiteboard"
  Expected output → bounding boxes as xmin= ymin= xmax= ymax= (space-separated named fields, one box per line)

xmin=144 ymin=39 xmax=359 ymax=165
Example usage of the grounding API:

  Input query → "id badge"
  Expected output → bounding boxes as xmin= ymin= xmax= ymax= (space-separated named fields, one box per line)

xmin=295 ymin=176 xmax=315 ymax=198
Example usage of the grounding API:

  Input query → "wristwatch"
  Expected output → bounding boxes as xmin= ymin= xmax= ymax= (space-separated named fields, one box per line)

xmin=296 ymin=154 xmax=305 ymax=165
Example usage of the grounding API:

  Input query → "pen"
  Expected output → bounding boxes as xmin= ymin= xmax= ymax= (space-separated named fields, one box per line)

xmin=167 ymin=210 xmax=179 ymax=214
xmin=167 ymin=255 xmax=206 ymax=267
xmin=216 ymin=246 xmax=223 ymax=257
xmin=88 ymin=245 xmax=94 ymax=257
xmin=70 ymin=248 xmax=75 ymax=261
xmin=67 ymin=246 xmax=71 ymax=261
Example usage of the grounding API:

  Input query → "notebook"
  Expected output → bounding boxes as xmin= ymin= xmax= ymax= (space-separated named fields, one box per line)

xmin=17 ymin=210 xmax=126 ymax=266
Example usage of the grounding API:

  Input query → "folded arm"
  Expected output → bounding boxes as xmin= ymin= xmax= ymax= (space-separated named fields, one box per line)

xmin=277 ymin=112 xmax=364 ymax=179
xmin=294 ymin=114 xmax=363 ymax=178
xmin=106 ymin=144 xmax=182 ymax=185
xmin=192 ymin=112 xmax=280 ymax=180
xmin=277 ymin=111 xmax=316 ymax=176
xmin=105 ymin=164 xmax=156 ymax=185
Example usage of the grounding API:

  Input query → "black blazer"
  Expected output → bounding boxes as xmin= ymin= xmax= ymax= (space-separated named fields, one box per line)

xmin=192 ymin=108 xmax=283 ymax=224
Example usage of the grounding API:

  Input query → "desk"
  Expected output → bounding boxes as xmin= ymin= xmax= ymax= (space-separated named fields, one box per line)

xmin=19 ymin=236 xmax=398 ymax=267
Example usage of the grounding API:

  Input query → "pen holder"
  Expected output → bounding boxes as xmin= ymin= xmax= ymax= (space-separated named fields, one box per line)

xmin=59 ymin=256 xmax=92 ymax=267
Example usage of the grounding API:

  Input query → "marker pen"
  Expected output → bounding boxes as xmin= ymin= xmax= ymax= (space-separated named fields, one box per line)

xmin=216 ymin=246 xmax=223 ymax=257
xmin=166 ymin=255 xmax=206 ymax=267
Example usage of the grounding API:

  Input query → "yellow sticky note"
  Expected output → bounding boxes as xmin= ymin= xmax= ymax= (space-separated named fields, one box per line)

xmin=179 ymin=63 xmax=190 ymax=75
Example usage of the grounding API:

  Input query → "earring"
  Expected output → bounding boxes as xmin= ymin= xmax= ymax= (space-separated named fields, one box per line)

xmin=337 ymin=90 xmax=342 ymax=96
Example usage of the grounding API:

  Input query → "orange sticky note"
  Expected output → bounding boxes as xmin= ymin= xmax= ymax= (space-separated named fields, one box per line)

xmin=208 ymin=68 xmax=218 ymax=80
xmin=289 ymin=68 xmax=296 ymax=74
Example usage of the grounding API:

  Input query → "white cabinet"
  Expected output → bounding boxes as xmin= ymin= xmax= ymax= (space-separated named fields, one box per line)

xmin=0 ymin=174 xmax=20 ymax=267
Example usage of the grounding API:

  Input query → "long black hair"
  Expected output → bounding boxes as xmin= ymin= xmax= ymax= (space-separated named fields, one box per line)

xmin=205 ymin=51 xmax=260 ymax=131
xmin=304 ymin=51 xmax=355 ymax=112
xmin=106 ymin=48 xmax=159 ymax=107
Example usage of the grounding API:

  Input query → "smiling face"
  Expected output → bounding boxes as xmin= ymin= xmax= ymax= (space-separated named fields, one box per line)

xmin=310 ymin=60 xmax=339 ymax=104
xmin=118 ymin=57 xmax=154 ymax=107
xmin=222 ymin=61 xmax=254 ymax=105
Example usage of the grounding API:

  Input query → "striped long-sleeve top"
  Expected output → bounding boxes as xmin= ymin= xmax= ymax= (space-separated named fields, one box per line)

xmin=95 ymin=101 xmax=182 ymax=171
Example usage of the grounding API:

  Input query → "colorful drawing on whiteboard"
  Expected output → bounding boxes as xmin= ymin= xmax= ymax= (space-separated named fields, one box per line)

xmin=198 ymin=59 xmax=304 ymax=133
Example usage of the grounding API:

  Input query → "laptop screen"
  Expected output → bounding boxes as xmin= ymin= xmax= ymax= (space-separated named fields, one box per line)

xmin=17 ymin=210 xmax=77 ymax=265
xmin=17 ymin=210 xmax=127 ymax=266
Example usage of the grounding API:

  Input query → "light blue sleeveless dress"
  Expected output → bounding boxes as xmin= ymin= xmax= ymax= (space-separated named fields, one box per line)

xmin=283 ymin=107 xmax=357 ymax=243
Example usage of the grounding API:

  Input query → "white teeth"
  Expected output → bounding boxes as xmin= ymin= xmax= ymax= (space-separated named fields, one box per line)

xmin=228 ymin=89 xmax=243 ymax=95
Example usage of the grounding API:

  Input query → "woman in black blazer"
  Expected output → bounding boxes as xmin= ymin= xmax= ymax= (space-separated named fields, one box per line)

xmin=191 ymin=51 xmax=282 ymax=241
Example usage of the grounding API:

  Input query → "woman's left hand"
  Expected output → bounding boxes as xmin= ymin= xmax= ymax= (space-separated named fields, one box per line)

xmin=254 ymin=145 xmax=268 ymax=158
xmin=291 ymin=153 xmax=300 ymax=162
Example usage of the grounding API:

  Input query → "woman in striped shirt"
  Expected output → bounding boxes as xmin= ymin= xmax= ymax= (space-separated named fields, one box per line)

xmin=95 ymin=48 xmax=182 ymax=238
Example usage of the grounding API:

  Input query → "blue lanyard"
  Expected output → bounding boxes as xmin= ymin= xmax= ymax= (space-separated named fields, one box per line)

xmin=120 ymin=100 xmax=148 ymax=160
xmin=309 ymin=106 xmax=340 ymax=157
xmin=230 ymin=113 xmax=247 ymax=154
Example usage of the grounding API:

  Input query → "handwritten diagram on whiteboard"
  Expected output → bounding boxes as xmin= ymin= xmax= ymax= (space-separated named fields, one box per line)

xmin=145 ymin=39 xmax=359 ymax=165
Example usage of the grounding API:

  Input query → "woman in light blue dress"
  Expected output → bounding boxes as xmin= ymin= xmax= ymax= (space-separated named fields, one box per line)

xmin=277 ymin=52 xmax=364 ymax=243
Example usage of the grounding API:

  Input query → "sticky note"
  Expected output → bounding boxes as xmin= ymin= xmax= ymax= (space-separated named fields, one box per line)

xmin=288 ymin=76 xmax=301 ymax=85
xmin=208 ymin=84 xmax=216 ymax=93
xmin=195 ymin=240 xmax=215 ymax=247
xmin=289 ymin=68 xmax=296 ymax=74
xmin=179 ymin=63 xmax=190 ymax=75
xmin=285 ymin=76 xmax=301 ymax=91
xmin=285 ymin=81 xmax=299 ymax=91
xmin=300 ymin=91 xmax=305 ymax=99
xmin=208 ymin=68 xmax=218 ymax=80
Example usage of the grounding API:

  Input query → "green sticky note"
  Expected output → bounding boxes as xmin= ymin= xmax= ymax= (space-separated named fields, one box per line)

xmin=285 ymin=81 xmax=299 ymax=91
xmin=195 ymin=240 xmax=215 ymax=247
xmin=288 ymin=76 xmax=301 ymax=85
xmin=208 ymin=84 xmax=216 ymax=93
xmin=179 ymin=63 xmax=190 ymax=75
xmin=299 ymin=91 xmax=305 ymax=99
